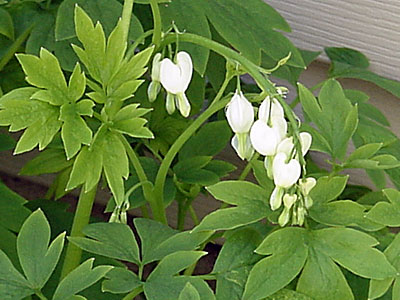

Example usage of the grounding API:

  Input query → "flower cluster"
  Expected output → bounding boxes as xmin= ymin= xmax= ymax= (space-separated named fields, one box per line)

xmin=226 ymin=89 xmax=316 ymax=226
xmin=148 ymin=51 xmax=193 ymax=117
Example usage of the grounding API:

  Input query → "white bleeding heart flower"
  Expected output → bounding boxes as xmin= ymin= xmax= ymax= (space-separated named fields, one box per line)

xmin=231 ymin=133 xmax=254 ymax=161
xmin=283 ymin=193 xmax=297 ymax=209
xmin=250 ymin=120 xmax=279 ymax=156
xmin=278 ymin=207 xmax=290 ymax=227
xmin=226 ymin=90 xmax=254 ymax=134
xmin=258 ymin=96 xmax=284 ymax=122
xmin=270 ymin=186 xmax=284 ymax=210
xmin=160 ymin=51 xmax=193 ymax=117
xmin=272 ymin=152 xmax=301 ymax=188
xmin=250 ymin=117 xmax=287 ymax=156
xmin=299 ymin=177 xmax=316 ymax=195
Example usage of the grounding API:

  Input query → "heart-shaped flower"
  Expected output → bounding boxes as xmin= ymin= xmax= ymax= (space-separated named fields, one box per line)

xmin=250 ymin=117 xmax=287 ymax=156
xmin=258 ymin=96 xmax=284 ymax=122
xmin=272 ymin=152 xmax=301 ymax=188
xmin=276 ymin=131 xmax=312 ymax=158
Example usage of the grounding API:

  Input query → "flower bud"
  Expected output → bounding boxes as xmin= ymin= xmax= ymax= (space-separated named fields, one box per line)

xmin=176 ymin=92 xmax=191 ymax=117
xmin=226 ymin=90 xmax=254 ymax=133
xmin=151 ymin=53 xmax=162 ymax=82
xmin=278 ymin=207 xmax=290 ymax=227
xmin=283 ymin=193 xmax=297 ymax=209
xmin=147 ymin=80 xmax=161 ymax=102
xmin=299 ymin=177 xmax=316 ymax=195
xmin=272 ymin=152 xmax=301 ymax=188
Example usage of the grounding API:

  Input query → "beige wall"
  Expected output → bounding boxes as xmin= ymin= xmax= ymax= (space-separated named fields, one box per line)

xmin=267 ymin=0 xmax=400 ymax=81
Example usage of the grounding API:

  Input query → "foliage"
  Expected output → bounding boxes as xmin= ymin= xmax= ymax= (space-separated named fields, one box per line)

xmin=0 ymin=0 xmax=400 ymax=299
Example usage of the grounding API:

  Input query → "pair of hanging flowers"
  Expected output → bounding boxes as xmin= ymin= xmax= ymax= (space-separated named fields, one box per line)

xmin=226 ymin=88 xmax=316 ymax=226
xmin=148 ymin=51 xmax=193 ymax=117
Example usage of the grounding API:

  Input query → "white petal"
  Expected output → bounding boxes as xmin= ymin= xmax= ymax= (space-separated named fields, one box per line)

xmin=250 ymin=120 xmax=279 ymax=156
xmin=278 ymin=207 xmax=290 ymax=227
xmin=258 ymin=96 xmax=284 ymax=122
xmin=270 ymin=186 xmax=284 ymax=210
xmin=231 ymin=133 xmax=254 ymax=160
xmin=273 ymin=152 xmax=301 ymax=188
xmin=300 ymin=132 xmax=312 ymax=156
xmin=160 ymin=58 xmax=182 ymax=94
xmin=151 ymin=53 xmax=162 ymax=81
xmin=299 ymin=177 xmax=316 ymax=195
xmin=226 ymin=91 xmax=254 ymax=133
xmin=176 ymin=93 xmax=191 ymax=117
xmin=271 ymin=116 xmax=287 ymax=142
xmin=176 ymin=51 xmax=193 ymax=92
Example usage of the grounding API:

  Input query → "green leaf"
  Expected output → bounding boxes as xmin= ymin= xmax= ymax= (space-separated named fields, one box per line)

xmin=250 ymin=160 xmax=274 ymax=192
xmin=144 ymin=251 xmax=215 ymax=300
xmin=20 ymin=148 xmax=72 ymax=176
xmin=0 ymin=8 xmax=14 ymax=40
xmin=17 ymin=48 xmax=68 ymax=104
xmin=366 ymin=188 xmax=400 ymax=226
xmin=203 ymin=0 xmax=304 ymax=67
xmin=297 ymin=248 xmax=354 ymax=300
xmin=60 ymin=102 xmax=93 ymax=159
xmin=203 ymin=160 xmax=236 ymax=178
xmin=102 ymin=267 xmax=142 ymax=294
xmin=0 ymin=88 xmax=62 ymax=154
xmin=53 ymin=258 xmax=113 ymax=300
xmin=179 ymin=121 xmax=232 ymax=160
xmin=55 ymin=0 xmax=143 ymax=41
xmin=298 ymin=80 xmax=358 ymax=160
xmin=206 ymin=180 xmax=270 ymax=206
xmin=347 ymin=143 xmax=383 ymax=162
xmin=112 ymin=104 xmax=153 ymax=139
xmin=134 ymin=218 xmax=211 ymax=264
xmin=0 ymin=181 xmax=31 ymax=232
xmin=0 ymin=249 xmax=33 ymax=300
xmin=68 ymin=222 xmax=140 ymax=264
xmin=243 ymin=228 xmax=308 ymax=300
xmin=214 ymin=229 xmax=262 ymax=300
xmin=309 ymin=176 xmax=348 ymax=204
xmin=325 ymin=47 xmax=369 ymax=68
xmin=265 ymin=289 xmax=313 ymax=300
xmin=17 ymin=209 xmax=65 ymax=289
xmin=179 ymin=283 xmax=200 ymax=300
xmin=309 ymin=200 xmax=384 ymax=231
xmin=160 ymin=0 xmax=210 ymax=75
xmin=312 ymin=228 xmax=396 ymax=280
xmin=194 ymin=202 xmax=270 ymax=232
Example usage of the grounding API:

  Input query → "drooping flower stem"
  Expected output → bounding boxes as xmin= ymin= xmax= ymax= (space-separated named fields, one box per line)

xmin=152 ymin=74 xmax=233 ymax=218
xmin=162 ymin=33 xmax=306 ymax=168
xmin=60 ymin=185 xmax=97 ymax=279
xmin=150 ymin=0 xmax=162 ymax=48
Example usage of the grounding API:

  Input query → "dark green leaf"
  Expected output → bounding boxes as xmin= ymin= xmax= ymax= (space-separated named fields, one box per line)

xmin=53 ymin=258 xmax=112 ymax=300
xmin=17 ymin=209 xmax=65 ymax=289
xmin=297 ymin=248 xmax=354 ymax=300
xmin=69 ymin=222 xmax=140 ymax=264
xmin=0 ymin=249 xmax=33 ymax=300
xmin=243 ymin=228 xmax=308 ymax=300
xmin=0 ymin=182 xmax=31 ymax=232
xmin=101 ymin=267 xmax=142 ymax=294
xmin=0 ymin=132 xmax=16 ymax=151
xmin=309 ymin=176 xmax=348 ymax=204
xmin=0 ymin=8 xmax=14 ymax=40
xmin=325 ymin=47 xmax=369 ymax=68
xmin=313 ymin=228 xmax=396 ymax=280
xmin=180 ymin=121 xmax=232 ymax=160
xmin=366 ymin=188 xmax=400 ymax=226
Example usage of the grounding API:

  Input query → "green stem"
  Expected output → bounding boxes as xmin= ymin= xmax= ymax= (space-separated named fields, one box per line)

xmin=120 ymin=135 xmax=167 ymax=223
xmin=126 ymin=29 xmax=154 ymax=59
xmin=122 ymin=286 xmax=144 ymax=300
xmin=238 ymin=153 xmax=260 ymax=181
xmin=188 ymin=205 xmax=199 ymax=225
xmin=121 ymin=0 xmax=135 ymax=44
xmin=35 ymin=290 xmax=48 ymax=300
xmin=149 ymin=0 xmax=162 ymax=48
xmin=60 ymin=186 xmax=97 ymax=279
xmin=153 ymin=76 xmax=232 ymax=221
xmin=0 ymin=24 xmax=34 ymax=72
